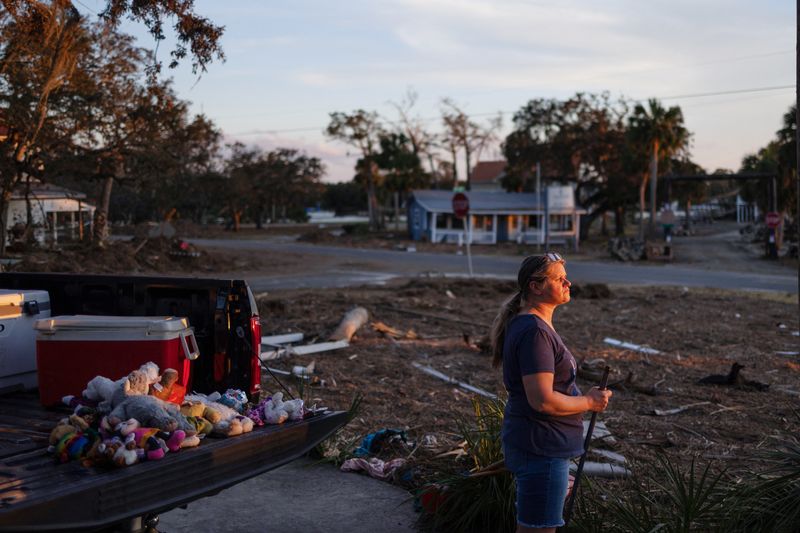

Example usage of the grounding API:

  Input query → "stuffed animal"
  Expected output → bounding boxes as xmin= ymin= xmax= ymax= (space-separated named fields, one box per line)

xmin=184 ymin=393 xmax=254 ymax=437
xmin=52 ymin=428 xmax=100 ymax=464
xmin=183 ymin=415 xmax=213 ymax=436
xmin=90 ymin=437 xmax=123 ymax=467
xmin=249 ymin=392 xmax=304 ymax=426
xmin=149 ymin=368 xmax=186 ymax=405
xmin=274 ymin=392 xmax=305 ymax=421
xmin=180 ymin=401 xmax=222 ymax=424
xmin=108 ymin=395 xmax=195 ymax=434
xmin=216 ymin=389 xmax=249 ymax=413
xmin=84 ymin=362 xmax=160 ymax=411
xmin=48 ymin=413 xmax=94 ymax=452
xmin=116 ymin=418 xmax=187 ymax=459
xmin=113 ymin=439 xmax=139 ymax=466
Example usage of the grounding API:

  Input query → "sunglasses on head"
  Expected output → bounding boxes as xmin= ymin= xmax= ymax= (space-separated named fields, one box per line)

xmin=544 ymin=252 xmax=562 ymax=262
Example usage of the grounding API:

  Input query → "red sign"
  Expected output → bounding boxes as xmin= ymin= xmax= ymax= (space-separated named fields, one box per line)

xmin=452 ymin=192 xmax=469 ymax=218
xmin=765 ymin=211 xmax=781 ymax=228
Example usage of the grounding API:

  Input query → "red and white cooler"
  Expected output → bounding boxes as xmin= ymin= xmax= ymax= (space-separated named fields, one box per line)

xmin=34 ymin=315 xmax=199 ymax=406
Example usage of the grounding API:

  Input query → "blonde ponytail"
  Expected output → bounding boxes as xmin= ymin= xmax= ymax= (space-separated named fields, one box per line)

xmin=490 ymin=291 xmax=523 ymax=368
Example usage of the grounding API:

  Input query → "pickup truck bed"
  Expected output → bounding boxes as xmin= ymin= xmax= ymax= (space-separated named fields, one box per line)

xmin=0 ymin=391 xmax=348 ymax=532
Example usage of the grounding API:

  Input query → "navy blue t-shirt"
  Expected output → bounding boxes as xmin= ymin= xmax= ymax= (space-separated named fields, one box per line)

xmin=501 ymin=314 xmax=584 ymax=458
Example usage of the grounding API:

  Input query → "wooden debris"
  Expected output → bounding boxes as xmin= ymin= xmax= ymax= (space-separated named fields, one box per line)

xmin=330 ymin=307 xmax=369 ymax=342
xmin=411 ymin=362 xmax=497 ymax=400
xmin=604 ymin=337 xmax=661 ymax=355
xmin=371 ymin=321 xmax=418 ymax=340
xmin=652 ymin=401 xmax=711 ymax=416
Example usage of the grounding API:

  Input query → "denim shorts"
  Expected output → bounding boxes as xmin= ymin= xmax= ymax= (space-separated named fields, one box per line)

xmin=503 ymin=444 xmax=570 ymax=529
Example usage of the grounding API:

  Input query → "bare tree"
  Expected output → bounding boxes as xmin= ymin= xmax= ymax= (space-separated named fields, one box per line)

xmin=326 ymin=110 xmax=384 ymax=230
xmin=440 ymin=99 xmax=501 ymax=190
xmin=388 ymin=89 xmax=439 ymax=183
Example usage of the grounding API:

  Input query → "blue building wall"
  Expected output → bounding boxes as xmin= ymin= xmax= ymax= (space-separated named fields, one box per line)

xmin=407 ymin=198 xmax=428 ymax=241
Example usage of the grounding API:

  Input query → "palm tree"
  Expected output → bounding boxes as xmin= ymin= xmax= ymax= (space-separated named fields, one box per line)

xmin=628 ymin=99 xmax=690 ymax=237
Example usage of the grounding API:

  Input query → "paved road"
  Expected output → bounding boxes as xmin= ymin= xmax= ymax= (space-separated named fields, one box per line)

xmin=190 ymin=238 xmax=798 ymax=294
xmin=159 ymin=457 xmax=417 ymax=533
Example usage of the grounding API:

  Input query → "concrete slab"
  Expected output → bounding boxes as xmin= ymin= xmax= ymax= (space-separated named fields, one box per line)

xmin=159 ymin=457 xmax=418 ymax=533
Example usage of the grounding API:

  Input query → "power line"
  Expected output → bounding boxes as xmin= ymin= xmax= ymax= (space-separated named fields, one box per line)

xmin=633 ymin=84 xmax=795 ymax=102
xmin=229 ymin=84 xmax=795 ymax=137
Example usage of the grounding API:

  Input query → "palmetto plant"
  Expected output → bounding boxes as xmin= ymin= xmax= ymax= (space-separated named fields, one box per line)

xmin=720 ymin=442 xmax=800 ymax=532
xmin=416 ymin=396 xmax=516 ymax=533
xmin=569 ymin=445 xmax=800 ymax=533
xmin=568 ymin=452 xmax=728 ymax=533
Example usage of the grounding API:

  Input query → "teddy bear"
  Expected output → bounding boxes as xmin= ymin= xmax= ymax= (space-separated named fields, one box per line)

xmin=183 ymin=415 xmax=213 ymax=437
xmin=180 ymin=401 xmax=222 ymax=425
xmin=149 ymin=368 xmax=186 ymax=405
xmin=184 ymin=393 xmax=254 ymax=437
xmin=113 ymin=438 xmax=139 ymax=466
xmin=115 ymin=418 xmax=187 ymax=460
xmin=273 ymin=392 xmax=305 ymax=421
xmin=48 ymin=410 xmax=99 ymax=454
xmin=85 ymin=437 xmax=123 ymax=467
xmin=78 ymin=362 xmax=160 ymax=410
xmin=248 ymin=392 xmax=304 ymax=426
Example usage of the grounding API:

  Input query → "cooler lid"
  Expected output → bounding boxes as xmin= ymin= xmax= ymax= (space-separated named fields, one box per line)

xmin=0 ymin=290 xmax=50 ymax=318
xmin=34 ymin=315 xmax=190 ymax=334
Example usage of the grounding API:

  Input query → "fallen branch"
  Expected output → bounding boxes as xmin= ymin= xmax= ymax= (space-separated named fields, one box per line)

xmin=652 ymin=401 xmax=711 ymax=416
xmin=411 ymin=362 xmax=497 ymax=399
xmin=371 ymin=321 xmax=418 ymax=340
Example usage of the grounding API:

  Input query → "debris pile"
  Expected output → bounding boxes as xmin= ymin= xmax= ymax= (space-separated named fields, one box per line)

xmin=256 ymin=278 xmax=799 ymax=489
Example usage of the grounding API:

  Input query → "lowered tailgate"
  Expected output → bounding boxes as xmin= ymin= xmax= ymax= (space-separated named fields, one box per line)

xmin=0 ymin=391 xmax=348 ymax=532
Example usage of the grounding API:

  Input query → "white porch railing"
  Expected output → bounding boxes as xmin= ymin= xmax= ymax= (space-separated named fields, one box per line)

xmin=430 ymin=228 xmax=495 ymax=245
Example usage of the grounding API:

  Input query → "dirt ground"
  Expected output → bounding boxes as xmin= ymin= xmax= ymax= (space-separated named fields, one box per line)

xmin=257 ymin=277 xmax=799 ymax=483
xmin=4 ymin=221 xmax=798 ymax=484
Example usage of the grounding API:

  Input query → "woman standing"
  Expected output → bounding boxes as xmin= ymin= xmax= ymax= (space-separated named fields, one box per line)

xmin=491 ymin=253 xmax=612 ymax=533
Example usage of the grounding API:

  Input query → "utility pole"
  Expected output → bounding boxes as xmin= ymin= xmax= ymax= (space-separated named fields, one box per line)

xmin=536 ymin=162 xmax=542 ymax=251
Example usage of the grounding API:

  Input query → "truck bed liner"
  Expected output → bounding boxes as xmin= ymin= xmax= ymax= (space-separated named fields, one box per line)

xmin=0 ymin=391 xmax=348 ymax=532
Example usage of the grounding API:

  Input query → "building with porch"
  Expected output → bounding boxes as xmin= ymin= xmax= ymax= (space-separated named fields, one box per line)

xmin=4 ymin=179 xmax=95 ymax=246
xmin=406 ymin=188 xmax=585 ymax=249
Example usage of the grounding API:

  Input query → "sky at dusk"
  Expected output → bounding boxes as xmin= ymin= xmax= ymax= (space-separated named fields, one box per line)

xmin=82 ymin=0 xmax=794 ymax=183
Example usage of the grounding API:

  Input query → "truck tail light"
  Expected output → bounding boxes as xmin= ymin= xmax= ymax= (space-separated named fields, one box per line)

xmin=250 ymin=315 xmax=262 ymax=395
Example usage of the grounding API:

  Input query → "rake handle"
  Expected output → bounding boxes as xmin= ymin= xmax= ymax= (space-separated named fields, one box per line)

xmin=562 ymin=365 xmax=610 ymax=528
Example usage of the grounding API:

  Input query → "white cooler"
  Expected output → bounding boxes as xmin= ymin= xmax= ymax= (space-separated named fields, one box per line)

xmin=0 ymin=289 xmax=50 ymax=392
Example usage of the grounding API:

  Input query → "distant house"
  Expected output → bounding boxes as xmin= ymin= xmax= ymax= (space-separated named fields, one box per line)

xmin=406 ymin=188 xmax=585 ymax=249
xmin=469 ymin=161 xmax=507 ymax=191
xmin=4 ymin=179 xmax=95 ymax=245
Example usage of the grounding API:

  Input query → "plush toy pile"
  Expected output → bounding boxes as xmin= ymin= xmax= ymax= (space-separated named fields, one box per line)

xmin=50 ymin=362 xmax=307 ymax=468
